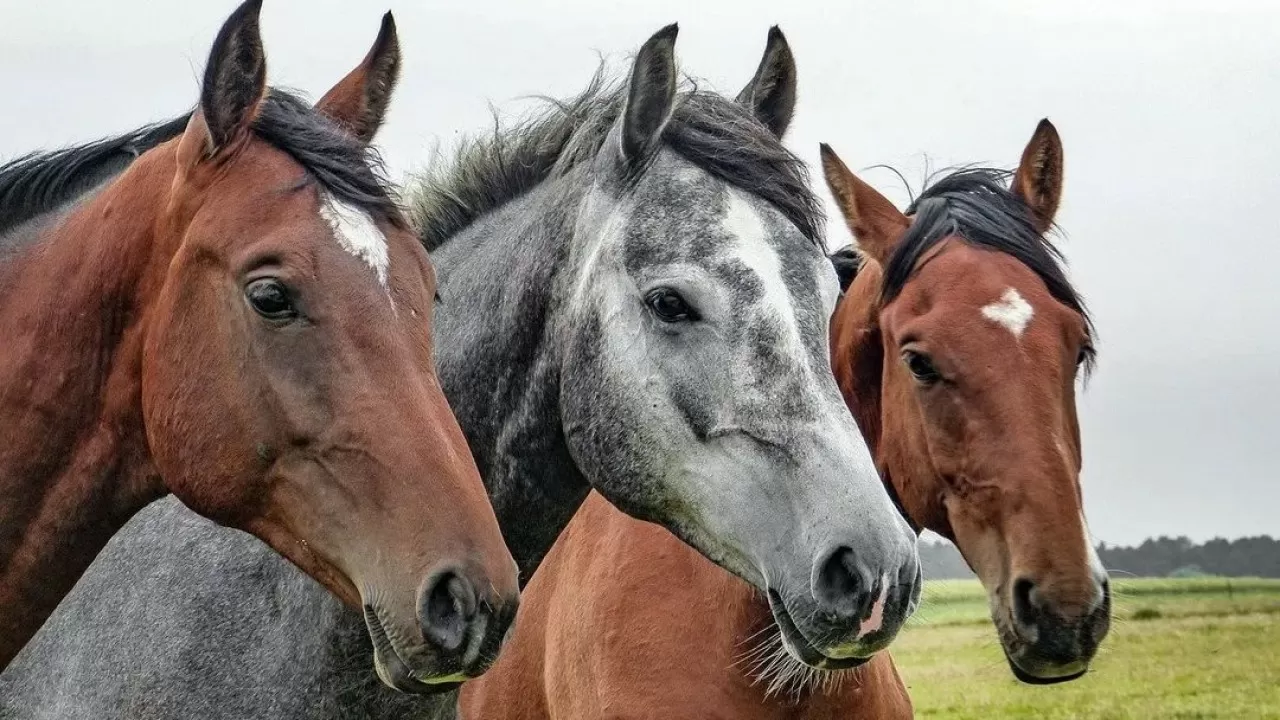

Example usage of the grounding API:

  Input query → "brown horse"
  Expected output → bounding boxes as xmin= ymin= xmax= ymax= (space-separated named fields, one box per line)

xmin=459 ymin=119 xmax=1110 ymax=718
xmin=0 ymin=0 xmax=518 ymax=689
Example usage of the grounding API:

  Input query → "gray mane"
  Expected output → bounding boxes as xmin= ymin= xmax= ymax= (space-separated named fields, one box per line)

xmin=408 ymin=68 xmax=824 ymax=251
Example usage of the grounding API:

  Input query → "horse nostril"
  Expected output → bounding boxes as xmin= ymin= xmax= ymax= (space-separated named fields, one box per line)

xmin=1012 ymin=577 xmax=1041 ymax=630
xmin=1087 ymin=578 xmax=1113 ymax=647
xmin=900 ymin=558 xmax=924 ymax=614
xmin=419 ymin=570 xmax=478 ymax=653
xmin=814 ymin=546 xmax=868 ymax=619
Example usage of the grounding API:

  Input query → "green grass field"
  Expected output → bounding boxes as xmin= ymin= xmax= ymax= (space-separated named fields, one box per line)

xmin=893 ymin=578 xmax=1280 ymax=719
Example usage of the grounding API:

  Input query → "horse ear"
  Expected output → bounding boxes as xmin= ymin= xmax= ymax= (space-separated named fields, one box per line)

xmin=316 ymin=12 xmax=401 ymax=144
xmin=620 ymin=24 xmax=679 ymax=167
xmin=1011 ymin=118 xmax=1064 ymax=234
xmin=735 ymin=26 xmax=796 ymax=138
xmin=198 ymin=0 xmax=267 ymax=154
xmin=820 ymin=143 xmax=909 ymax=266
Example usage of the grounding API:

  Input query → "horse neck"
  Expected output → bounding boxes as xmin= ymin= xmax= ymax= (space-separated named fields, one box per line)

xmin=0 ymin=164 xmax=133 ymax=241
xmin=833 ymin=261 xmax=942 ymax=537
xmin=0 ymin=149 xmax=173 ymax=665
xmin=430 ymin=174 xmax=591 ymax=582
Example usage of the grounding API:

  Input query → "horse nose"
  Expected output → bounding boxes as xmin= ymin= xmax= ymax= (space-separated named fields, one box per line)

xmin=1086 ymin=578 xmax=1113 ymax=648
xmin=813 ymin=544 xmax=921 ymax=643
xmin=419 ymin=568 xmax=479 ymax=653
xmin=1007 ymin=573 xmax=1110 ymax=681
xmin=1011 ymin=574 xmax=1109 ymax=648
xmin=812 ymin=546 xmax=875 ymax=621
xmin=417 ymin=565 xmax=519 ymax=675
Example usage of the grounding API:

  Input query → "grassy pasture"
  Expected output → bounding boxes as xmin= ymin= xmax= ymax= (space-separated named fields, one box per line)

xmin=893 ymin=578 xmax=1280 ymax=719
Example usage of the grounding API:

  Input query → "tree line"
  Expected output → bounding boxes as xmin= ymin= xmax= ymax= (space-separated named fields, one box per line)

xmin=919 ymin=535 xmax=1280 ymax=580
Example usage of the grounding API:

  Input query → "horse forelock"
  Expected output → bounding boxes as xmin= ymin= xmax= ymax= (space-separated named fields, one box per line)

xmin=407 ymin=65 xmax=824 ymax=254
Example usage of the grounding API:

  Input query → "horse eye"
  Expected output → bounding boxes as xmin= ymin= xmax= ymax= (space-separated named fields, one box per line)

xmin=645 ymin=288 xmax=697 ymax=323
xmin=902 ymin=350 xmax=942 ymax=385
xmin=245 ymin=278 xmax=297 ymax=321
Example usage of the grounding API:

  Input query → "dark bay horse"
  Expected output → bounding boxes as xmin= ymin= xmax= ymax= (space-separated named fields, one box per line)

xmin=0 ymin=1 xmax=518 ymax=688
xmin=0 ymin=24 xmax=919 ymax=719
xmin=457 ymin=120 xmax=1111 ymax=718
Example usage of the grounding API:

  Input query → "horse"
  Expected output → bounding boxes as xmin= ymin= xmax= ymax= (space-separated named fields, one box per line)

xmin=455 ymin=119 xmax=1112 ymax=718
xmin=0 ymin=0 xmax=519 ymax=689
xmin=824 ymin=122 xmax=1111 ymax=683
xmin=0 ymin=24 xmax=921 ymax=719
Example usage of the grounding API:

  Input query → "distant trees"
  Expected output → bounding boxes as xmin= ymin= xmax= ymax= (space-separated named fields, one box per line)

xmin=919 ymin=535 xmax=1280 ymax=580
xmin=1098 ymin=535 xmax=1280 ymax=579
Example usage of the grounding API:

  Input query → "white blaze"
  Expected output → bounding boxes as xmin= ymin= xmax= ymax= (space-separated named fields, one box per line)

xmin=319 ymin=194 xmax=390 ymax=288
xmin=981 ymin=287 xmax=1034 ymax=338
xmin=723 ymin=190 xmax=807 ymax=364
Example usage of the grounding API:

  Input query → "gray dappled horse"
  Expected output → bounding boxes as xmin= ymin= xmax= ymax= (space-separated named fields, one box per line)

xmin=0 ymin=25 xmax=919 ymax=719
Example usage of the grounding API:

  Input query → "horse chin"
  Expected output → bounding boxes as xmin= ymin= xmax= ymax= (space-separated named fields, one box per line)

xmin=995 ymin=614 xmax=1091 ymax=685
xmin=766 ymin=589 xmax=873 ymax=671
xmin=1003 ymin=650 xmax=1089 ymax=686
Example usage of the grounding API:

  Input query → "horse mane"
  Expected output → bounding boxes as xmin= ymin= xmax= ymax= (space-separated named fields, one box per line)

xmin=883 ymin=167 xmax=1096 ymax=371
xmin=253 ymin=90 xmax=404 ymax=228
xmin=406 ymin=67 xmax=824 ymax=252
xmin=829 ymin=245 xmax=863 ymax=294
xmin=0 ymin=115 xmax=190 ymax=236
xmin=0 ymin=89 xmax=403 ymax=240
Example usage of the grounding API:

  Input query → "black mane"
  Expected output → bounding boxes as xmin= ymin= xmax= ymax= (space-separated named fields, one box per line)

xmin=0 ymin=115 xmax=189 ymax=235
xmin=880 ymin=167 xmax=1096 ymax=368
xmin=829 ymin=245 xmax=863 ymax=294
xmin=0 ymin=89 xmax=402 ymax=239
xmin=253 ymin=91 xmax=403 ymax=227
xmin=407 ymin=70 xmax=824 ymax=251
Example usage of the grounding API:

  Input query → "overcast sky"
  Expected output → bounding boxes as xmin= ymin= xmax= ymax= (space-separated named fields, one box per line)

xmin=3 ymin=0 xmax=1276 ymax=546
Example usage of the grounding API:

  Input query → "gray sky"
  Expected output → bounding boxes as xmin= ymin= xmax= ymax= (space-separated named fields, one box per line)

xmin=3 ymin=0 xmax=1276 ymax=546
